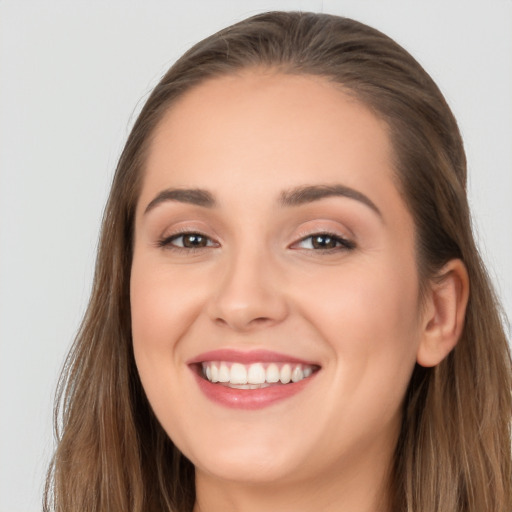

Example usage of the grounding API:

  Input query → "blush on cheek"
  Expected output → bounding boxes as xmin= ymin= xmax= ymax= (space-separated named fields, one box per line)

xmin=131 ymin=260 xmax=184 ymax=323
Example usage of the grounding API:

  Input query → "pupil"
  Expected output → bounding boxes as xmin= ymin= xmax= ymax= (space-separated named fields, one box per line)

xmin=184 ymin=234 xmax=206 ymax=248
xmin=312 ymin=235 xmax=336 ymax=249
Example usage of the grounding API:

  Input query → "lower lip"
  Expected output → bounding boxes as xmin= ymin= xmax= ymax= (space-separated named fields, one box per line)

xmin=192 ymin=371 xmax=316 ymax=410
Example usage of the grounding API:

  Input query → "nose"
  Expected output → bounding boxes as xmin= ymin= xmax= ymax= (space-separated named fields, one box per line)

xmin=206 ymin=248 xmax=289 ymax=332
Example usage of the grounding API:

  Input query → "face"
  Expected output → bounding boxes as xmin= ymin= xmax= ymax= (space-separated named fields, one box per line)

xmin=131 ymin=71 xmax=425 ymax=488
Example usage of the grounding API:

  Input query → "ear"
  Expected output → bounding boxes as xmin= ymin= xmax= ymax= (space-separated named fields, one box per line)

xmin=416 ymin=259 xmax=469 ymax=367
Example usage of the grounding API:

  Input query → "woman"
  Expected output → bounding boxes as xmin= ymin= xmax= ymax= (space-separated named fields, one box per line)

xmin=44 ymin=11 xmax=511 ymax=512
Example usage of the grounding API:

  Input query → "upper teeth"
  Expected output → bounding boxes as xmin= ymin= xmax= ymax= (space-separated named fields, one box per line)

xmin=202 ymin=361 xmax=315 ymax=385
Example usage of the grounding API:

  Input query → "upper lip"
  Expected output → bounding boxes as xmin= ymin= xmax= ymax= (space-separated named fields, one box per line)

xmin=186 ymin=349 xmax=319 ymax=366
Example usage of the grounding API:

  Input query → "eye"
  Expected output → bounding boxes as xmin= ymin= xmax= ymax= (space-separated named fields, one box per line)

xmin=158 ymin=232 xmax=217 ymax=250
xmin=293 ymin=233 xmax=355 ymax=251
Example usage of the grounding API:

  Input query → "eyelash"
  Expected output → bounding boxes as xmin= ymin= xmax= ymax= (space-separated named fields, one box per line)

xmin=292 ymin=232 xmax=356 ymax=252
xmin=157 ymin=231 xmax=218 ymax=253
xmin=157 ymin=231 xmax=355 ymax=254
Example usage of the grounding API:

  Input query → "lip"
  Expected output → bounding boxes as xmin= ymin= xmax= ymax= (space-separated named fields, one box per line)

xmin=192 ymin=371 xmax=317 ymax=410
xmin=188 ymin=349 xmax=320 ymax=410
xmin=186 ymin=349 xmax=318 ymax=366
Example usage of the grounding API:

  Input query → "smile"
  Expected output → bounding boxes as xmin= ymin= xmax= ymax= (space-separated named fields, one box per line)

xmin=188 ymin=350 xmax=320 ymax=409
xmin=201 ymin=361 xmax=315 ymax=388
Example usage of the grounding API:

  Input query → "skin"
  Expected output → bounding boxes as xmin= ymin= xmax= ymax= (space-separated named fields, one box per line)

xmin=130 ymin=70 xmax=468 ymax=512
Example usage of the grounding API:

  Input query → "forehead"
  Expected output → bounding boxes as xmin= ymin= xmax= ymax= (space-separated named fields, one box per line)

xmin=139 ymin=70 xmax=405 ymax=222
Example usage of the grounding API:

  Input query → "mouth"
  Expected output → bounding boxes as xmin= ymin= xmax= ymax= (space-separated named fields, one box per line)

xmin=199 ymin=361 xmax=318 ymax=389
xmin=188 ymin=349 xmax=321 ymax=409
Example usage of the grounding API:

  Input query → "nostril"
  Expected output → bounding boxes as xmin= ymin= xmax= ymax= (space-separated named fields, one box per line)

xmin=253 ymin=317 xmax=271 ymax=324
xmin=214 ymin=315 xmax=274 ymax=330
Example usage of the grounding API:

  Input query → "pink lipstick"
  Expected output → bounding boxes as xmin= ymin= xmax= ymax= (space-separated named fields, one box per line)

xmin=188 ymin=349 xmax=320 ymax=410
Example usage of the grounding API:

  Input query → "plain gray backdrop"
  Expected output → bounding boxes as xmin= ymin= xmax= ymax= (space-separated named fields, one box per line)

xmin=1 ymin=1 xmax=511 ymax=510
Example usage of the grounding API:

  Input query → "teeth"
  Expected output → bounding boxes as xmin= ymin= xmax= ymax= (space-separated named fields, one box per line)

xmin=229 ymin=383 xmax=271 ymax=389
xmin=280 ymin=364 xmax=291 ymax=384
xmin=266 ymin=363 xmax=280 ymax=383
xmin=218 ymin=362 xmax=230 ymax=383
xmin=291 ymin=365 xmax=304 ymax=382
xmin=247 ymin=363 xmax=266 ymax=384
xmin=211 ymin=363 xmax=219 ymax=383
xmin=230 ymin=363 xmax=247 ymax=384
xmin=201 ymin=361 xmax=316 ymax=386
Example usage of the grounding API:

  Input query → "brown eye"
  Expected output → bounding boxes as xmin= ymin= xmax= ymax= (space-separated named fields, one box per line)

xmin=311 ymin=234 xmax=338 ymax=249
xmin=158 ymin=232 xmax=216 ymax=250
xmin=181 ymin=233 xmax=208 ymax=248
xmin=293 ymin=233 xmax=356 ymax=252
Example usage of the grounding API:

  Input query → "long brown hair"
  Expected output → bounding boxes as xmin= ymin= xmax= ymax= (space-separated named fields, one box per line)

xmin=44 ymin=11 xmax=511 ymax=512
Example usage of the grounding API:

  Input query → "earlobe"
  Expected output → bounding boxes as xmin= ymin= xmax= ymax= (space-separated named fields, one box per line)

xmin=416 ymin=259 xmax=470 ymax=368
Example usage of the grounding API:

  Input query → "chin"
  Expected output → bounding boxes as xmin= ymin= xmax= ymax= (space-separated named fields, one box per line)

xmin=195 ymin=453 xmax=301 ymax=485
xmin=181 ymin=431 xmax=311 ymax=484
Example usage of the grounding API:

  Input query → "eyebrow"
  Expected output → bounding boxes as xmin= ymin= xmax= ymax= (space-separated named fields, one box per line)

xmin=144 ymin=188 xmax=217 ymax=214
xmin=143 ymin=183 xmax=381 ymax=218
xmin=279 ymin=184 xmax=382 ymax=217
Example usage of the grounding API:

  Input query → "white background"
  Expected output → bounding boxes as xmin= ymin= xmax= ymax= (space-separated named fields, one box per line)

xmin=0 ymin=1 xmax=511 ymax=510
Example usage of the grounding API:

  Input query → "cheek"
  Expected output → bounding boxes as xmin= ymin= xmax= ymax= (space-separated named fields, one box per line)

xmin=303 ymin=257 xmax=419 ymax=332
xmin=130 ymin=256 xmax=207 ymax=356
xmin=296 ymin=255 xmax=422 ymax=398
xmin=129 ymin=256 xmax=210 ymax=440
